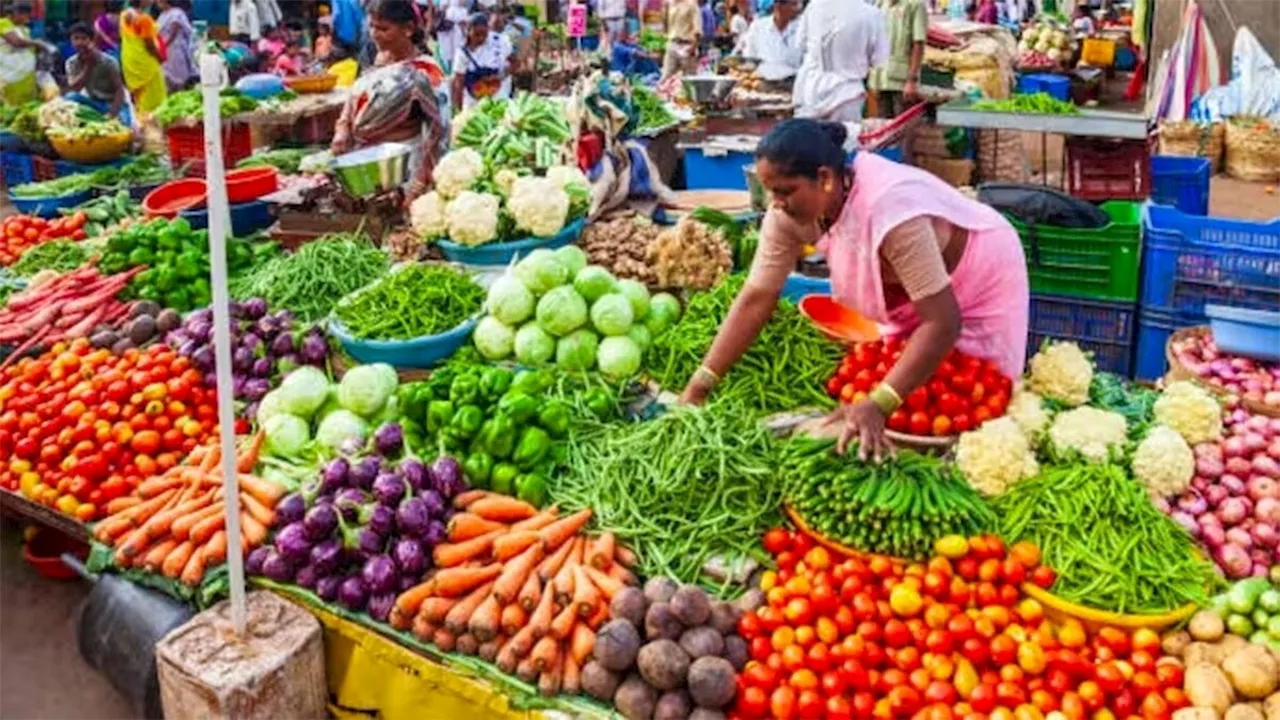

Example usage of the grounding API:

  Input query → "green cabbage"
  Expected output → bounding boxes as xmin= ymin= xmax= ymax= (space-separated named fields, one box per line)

xmin=556 ymin=329 xmax=599 ymax=371
xmin=554 ymin=245 xmax=588 ymax=277
xmin=626 ymin=323 xmax=652 ymax=353
xmin=514 ymin=249 xmax=569 ymax=295
xmin=597 ymin=336 xmax=642 ymax=379
xmin=515 ymin=323 xmax=556 ymax=365
xmin=315 ymin=409 xmax=370 ymax=451
xmin=276 ymin=366 xmax=331 ymax=418
xmin=590 ymin=293 xmax=634 ymax=336
xmin=474 ymin=316 xmax=515 ymax=360
xmin=264 ymin=413 xmax=311 ymax=457
xmin=337 ymin=364 xmax=397 ymax=418
xmin=573 ymin=265 xmax=617 ymax=302
xmin=617 ymin=279 xmax=651 ymax=320
xmin=487 ymin=275 xmax=535 ymax=325
xmin=255 ymin=390 xmax=286 ymax=428
xmin=645 ymin=292 xmax=682 ymax=336
xmin=536 ymin=285 xmax=589 ymax=337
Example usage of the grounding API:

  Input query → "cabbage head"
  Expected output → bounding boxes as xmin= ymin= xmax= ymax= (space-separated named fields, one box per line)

xmin=573 ymin=265 xmax=617 ymax=303
xmin=645 ymin=292 xmax=681 ymax=336
xmin=554 ymin=245 xmax=588 ymax=277
xmin=515 ymin=249 xmax=569 ymax=295
xmin=617 ymin=279 xmax=651 ymax=320
xmin=536 ymin=285 xmax=589 ymax=337
xmin=626 ymin=324 xmax=652 ymax=353
xmin=556 ymin=329 xmax=599 ymax=371
xmin=337 ymin=364 xmax=397 ymax=418
xmin=589 ymin=293 xmax=634 ymax=336
xmin=474 ymin=316 xmax=515 ymax=360
xmin=315 ymin=409 xmax=370 ymax=451
xmin=487 ymin=275 xmax=534 ymax=325
xmin=276 ymin=366 xmax=331 ymax=418
xmin=597 ymin=336 xmax=642 ymax=379
xmin=264 ymin=413 xmax=311 ymax=457
xmin=255 ymin=390 xmax=286 ymax=428
xmin=515 ymin=323 xmax=556 ymax=365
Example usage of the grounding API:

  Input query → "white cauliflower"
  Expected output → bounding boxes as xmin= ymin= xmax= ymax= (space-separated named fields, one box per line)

xmin=1047 ymin=406 xmax=1128 ymax=462
xmin=1131 ymin=425 xmax=1194 ymax=498
xmin=445 ymin=191 xmax=501 ymax=246
xmin=955 ymin=417 xmax=1040 ymax=496
xmin=1153 ymin=380 xmax=1223 ymax=445
xmin=434 ymin=148 xmax=485 ymax=199
xmin=494 ymin=168 xmax=521 ymax=197
xmin=1027 ymin=341 xmax=1094 ymax=407
xmin=409 ymin=191 xmax=448 ymax=239
xmin=507 ymin=176 xmax=570 ymax=238
xmin=546 ymin=164 xmax=590 ymax=192
xmin=1006 ymin=387 xmax=1051 ymax=441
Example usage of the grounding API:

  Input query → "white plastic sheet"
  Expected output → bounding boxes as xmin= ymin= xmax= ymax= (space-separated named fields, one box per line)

xmin=1191 ymin=28 xmax=1280 ymax=123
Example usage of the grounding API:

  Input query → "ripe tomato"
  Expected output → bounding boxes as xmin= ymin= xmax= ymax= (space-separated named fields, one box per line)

xmin=932 ymin=415 xmax=953 ymax=436
xmin=888 ymin=409 xmax=909 ymax=432
xmin=796 ymin=689 xmax=824 ymax=720
xmin=906 ymin=387 xmax=929 ymax=412
xmin=1030 ymin=565 xmax=1056 ymax=589
xmin=1154 ymin=662 xmax=1184 ymax=689
xmin=908 ymin=411 xmax=931 ymax=436
xmin=737 ymin=686 xmax=768 ymax=719
xmin=825 ymin=695 xmax=853 ymax=720
xmin=770 ymin=686 xmax=797 ymax=720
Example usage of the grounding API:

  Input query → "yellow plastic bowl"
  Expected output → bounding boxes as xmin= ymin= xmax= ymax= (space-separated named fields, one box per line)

xmin=48 ymin=129 xmax=132 ymax=164
xmin=1020 ymin=583 xmax=1197 ymax=632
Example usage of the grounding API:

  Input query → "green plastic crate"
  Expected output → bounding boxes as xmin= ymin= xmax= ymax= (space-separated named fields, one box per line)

xmin=1008 ymin=200 xmax=1142 ymax=303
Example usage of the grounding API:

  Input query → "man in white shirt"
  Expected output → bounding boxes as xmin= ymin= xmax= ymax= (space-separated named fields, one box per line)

xmin=737 ymin=0 xmax=802 ymax=76
xmin=599 ymin=0 xmax=628 ymax=41
xmin=792 ymin=0 xmax=889 ymax=122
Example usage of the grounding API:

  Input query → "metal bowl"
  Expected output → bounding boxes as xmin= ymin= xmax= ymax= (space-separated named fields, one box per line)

xmin=331 ymin=142 xmax=412 ymax=198
xmin=683 ymin=75 xmax=738 ymax=104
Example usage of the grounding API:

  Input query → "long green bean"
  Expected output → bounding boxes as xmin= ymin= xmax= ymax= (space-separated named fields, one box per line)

xmin=228 ymin=234 xmax=390 ymax=321
xmin=334 ymin=263 xmax=484 ymax=340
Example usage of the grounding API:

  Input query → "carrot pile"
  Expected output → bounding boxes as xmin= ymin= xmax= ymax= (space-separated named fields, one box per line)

xmin=0 ymin=266 xmax=143 ymax=366
xmin=392 ymin=491 xmax=640 ymax=697
xmin=92 ymin=433 xmax=285 ymax=586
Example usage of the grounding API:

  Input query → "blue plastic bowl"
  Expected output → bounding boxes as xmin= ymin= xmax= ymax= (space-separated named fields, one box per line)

xmin=329 ymin=315 xmax=479 ymax=368
xmin=181 ymin=199 xmax=275 ymax=236
xmin=1205 ymin=305 xmax=1280 ymax=363
xmin=436 ymin=218 xmax=585 ymax=266
xmin=11 ymin=189 xmax=93 ymax=218
xmin=781 ymin=272 xmax=832 ymax=303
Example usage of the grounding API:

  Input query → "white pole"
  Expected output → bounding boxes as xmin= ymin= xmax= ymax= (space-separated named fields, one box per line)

xmin=200 ymin=52 xmax=247 ymax=635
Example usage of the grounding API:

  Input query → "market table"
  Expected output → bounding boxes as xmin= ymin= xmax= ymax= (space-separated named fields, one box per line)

xmin=0 ymin=488 xmax=90 ymax=543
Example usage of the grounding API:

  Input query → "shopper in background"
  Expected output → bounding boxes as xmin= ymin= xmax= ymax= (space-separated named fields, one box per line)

xmin=0 ymin=1 xmax=42 ymax=105
xmin=257 ymin=24 xmax=286 ymax=66
xmin=436 ymin=0 xmax=470 ymax=72
xmin=272 ymin=35 xmax=308 ymax=74
xmin=229 ymin=0 xmax=263 ymax=40
xmin=314 ymin=16 xmax=334 ymax=59
xmin=792 ymin=0 xmax=887 ymax=122
xmin=157 ymin=0 xmax=197 ymax=90
xmin=64 ymin=21 xmax=130 ymax=124
xmin=726 ymin=4 xmax=749 ymax=52
xmin=975 ymin=0 xmax=998 ymax=24
xmin=451 ymin=11 xmax=513 ymax=111
xmin=737 ymin=0 xmax=801 ymax=75
xmin=120 ymin=0 xmax=168 ymax=113
xmin=599 ymin=0 xmax=627 ymax=43
xmin=1070 ymin=3 xmax=1096 ymax=35
xmin=94 ymin=0 xmax=122 ymax=57
xmin=662 ymin=0 xmax=700 ymax=77
xmin=870 ymin=0 xmax=926 ymax=119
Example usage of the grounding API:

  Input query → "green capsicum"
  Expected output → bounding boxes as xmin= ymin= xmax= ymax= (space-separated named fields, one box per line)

xmin=510 ymin=369 xmax=548 ymax=396
xmin=398 ymin=384 xmax=432 ymax=428
xmin=426 ymin=399 xmax=454 ymax=434
xmin=497 ymin=392 xmax=539 ymax=424
xmin=515 ymin=472 xmax=548 ymax=506
xmin=490 ymin=463 xmax=520 ymax=495
xmin=127 ymin=247 xmax=155 ymax=266
xmin=537 ymin=401 xmax=572 ymax=439
xmin=485 ymin=414 xmax=517 ymax=459
xmin=480 ymin=367 xmax=513 ymax=402
xmin=583 ymin=388 xmax=616 ymax=420
xmin=449 ymin=374 xmax=480 ymax=406
xmin=450 ymin=404 xmax=485 ymax=439
xmin=463 ymin=451 xmax=493 ymax=488
xmin=512 ymin=426 xmax=551 ymax=470
xmin=402 ymin=418 xmax=426 ymax=455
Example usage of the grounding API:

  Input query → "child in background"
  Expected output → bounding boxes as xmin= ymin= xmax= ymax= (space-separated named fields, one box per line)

xmin=256 ymin=24 xmax=285 ymax=68
xmin=314 ymin=17 xmax=334 ymax=60
xmin=272 ymin=35 xmax=307 ymax=75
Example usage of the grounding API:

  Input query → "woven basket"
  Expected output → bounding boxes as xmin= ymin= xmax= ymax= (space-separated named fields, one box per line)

xmin=1224 ymin=118 xmax=1280 ymax=183
xmin=1158 ymin=121 xmax=1224 ymax=172
xmin=1164 ymin=325 xmax=1280 ymax=418
xmin=917 ymin=156 xmax=974 ymax=187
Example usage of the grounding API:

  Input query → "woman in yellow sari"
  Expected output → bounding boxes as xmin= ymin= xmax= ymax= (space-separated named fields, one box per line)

xmin=120 ymin=0 xmax=167 ymax=113
xmin=0 ymin=2 xmax=41 ymax=105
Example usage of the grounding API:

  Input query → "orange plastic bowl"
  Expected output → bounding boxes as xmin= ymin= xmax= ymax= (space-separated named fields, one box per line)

xmin=226 ymin=166 xmax=279 ymax=204
xmin=798 ymin=294 xmax=880 ymax=344
xmin=143 ymin=178 xmax=208 ymax=218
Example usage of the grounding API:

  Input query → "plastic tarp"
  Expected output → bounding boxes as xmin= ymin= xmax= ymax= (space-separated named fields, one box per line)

xmin=1148 ymin=0 xmax=1223 ymax=122
xmin=1190 ymin=28 xmax=1280 ymax=123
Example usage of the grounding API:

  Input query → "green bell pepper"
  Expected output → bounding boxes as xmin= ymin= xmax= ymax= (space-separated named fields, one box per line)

xmin=426 ymin=400 xmax=455 ymax=434
xmin=547 ymin=441 xmax=568 ymax=467
xmin=491 ymin=463 xmax=520 ymax=495
xmin=398 ymin=384 xmax=431 ymax=428
xmin=450 ymin=404 xmax=485 ymax=439
xmin=463 ymin=451 xmax=493 ymax=488
xmin=480 ymin=367 xmax=513 ymax=402
xmin=515 ymin=472 xmax=548 ymax=507
xmin=510 ymin=369 xmax=548 ymax=396
xmin=174 ymin=251 xmax=201 ymax=280
xmin=163 ymin=287 xmax=190 ymax=311
xmin=583 ymin=388 xmax=616 ymax=420
xmin=127 ymin=247 xmax=155 ymax=266
xmin=512 ymin=426 xmax=551 ymax=470
xmin=402 ymin=418 xmax=426 ymax=455
xmin=153 ymin=266 xmax=177 ymax=292
xmin=156 ymin=225 xmax=182 ymax=251
xmin=537 ymin=401 xmax=572 ymax=439
xmin=449 ymin=374 xmax=480 ymax=406
xmin=485 ymin=414 xmax=517 ymax=459
xmin=497 ymin=392 xmax=539 ymax=424
xmin=425 ymin=366 xmax=457 ymax=400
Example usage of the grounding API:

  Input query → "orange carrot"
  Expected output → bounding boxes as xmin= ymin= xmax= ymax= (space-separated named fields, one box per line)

xmin=539 ymin=509 xmax=593 ymax=551
xmin=527 ymin=578 xmax=557 ymax=638
xmin=467 ymin=495 xmax=538 ymax=523
xmin=452 ymin=489 xmax=489 ymax=509
xmin=562 ymin=653 xmax=582 ymax=695
xmin=390 ymin=607 xmax=414 ymax=631
xmin=397 ymin=581 xmax=438 ymax=616
xmin=95 ymin=489 xmax=177 ymax=542
xmin=236 ymin=473 xmax=283 ymax=506
xmin=137 ymin=475 xmax=184 ymax=499
xmin=492 ymin=531 xmax=540 ymax=562
xmin=204 ymin=530 xmax=227 ymax=565
xmin=500 ymin=602 xmax=527 ymax=637
xmin=530 ymin=635 xmax=560 ymax=673
xmin=538 ymin=653 xmax=563 ymax=697
xmin=587 ymin=532 xmax=615 ymax=570
xmin=433 ymin=529 xmax=504 ymax=568
xmin=455 ymin=633 xmax=480 ymax=656
xmin=517 ymin=569 xmax=542 ymax=612
xmin=572 ymin=566 xmax=602 ymax=616
xmin=510 ymin=507 xmax=560 ymax=533
xmin=516 ymin=656 xmax=538 ymax=683
xmin=236 ymin=432 xmax=265 ymax=473
xmin=419 ymin=596 xmax=461 ymax=625
xmin=432 ymin=628 xmax=458 ymax=652
xmin=506 ymin=622 xmax=538 ymax=659
xmin=239 ymin=512 xmax=268 ymax=547
xmin=467 ymin=595 xmax=503 ymax=641
xmin=445 ymin=581 xmax=496 ymax=634
xmin=94 ymin=515 xmax=138 ymax=544
xmin=197 ymin=443 xmax=220 ymax=473
xmin=586 ymin=601 xmax=609 ymax=630
xmin=122 ymin=490 xmax=215 ymax=557
xmin=478 ymin=636 xmax=504 ymax=663
xmin=553 ymin=538 xmax=583 ymax=604
xmin=104 ymin=496 xmax=142 ymax=515
xmin=238 ymin=491 xmax=275 ymax=528
xmin=446 ymin=513 xmax=508 ymax=542
xmin=426 ymin=564 xmax=503 ymax=598
xmin=537 ymin=535 xmax=575 ymax=583
xmin=549 ymin=603 xmax=577 ymax=640
xmin=143 ymin=538 xmax=179 ymax=571
xmin=180 ymin=546 xmax=207 ymax=586
xmin=496 ymin=638 xmax=521 ymax=673
xmin=607 ymin=562 xmax=639 ymax=587
xmin=411 ymin=615 xmax=436 ymax=641
xmin=583 ymin=565 xmax=624 ymax=600
xmin=493 ymin=543 xmax=544 ymax=604
xmin=614 ymin=544 xmax=639 ymax=569
xmin=161 ymin=540 xmax=195 ymax=578
xmin=570 ymin=623 xmax=595 ymax=665
xmin=172 ymin=500 xmax=224 ymax=541
xmin=188 ymin=508 xmax=227 ymax=545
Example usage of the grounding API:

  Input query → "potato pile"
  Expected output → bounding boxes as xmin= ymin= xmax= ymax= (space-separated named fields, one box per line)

xmin=579 ymin=212 xmax=663 ymax=286
xmin=646 ymin=219 xmax=732 ymax=291
xmin=1162 ymin=612 xmax=1280 ymax=720
xmin=581 ymin=578 xmax=750 ymax=720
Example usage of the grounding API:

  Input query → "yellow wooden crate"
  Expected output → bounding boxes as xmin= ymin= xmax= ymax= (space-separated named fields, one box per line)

xmin=1081 ymin=38 xmax=1116 ymax=67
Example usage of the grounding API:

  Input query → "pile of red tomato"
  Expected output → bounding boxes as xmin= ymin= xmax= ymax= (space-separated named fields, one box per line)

xmin=730 ymin=530 xmax=1187 ymax=720
xmin=0 ymin=212 xmax=89 ymax=266
xmin=0 ymin=339 xmax=220 ymax=520
xmin=826 ymin=340 xmax=1013 ymax=437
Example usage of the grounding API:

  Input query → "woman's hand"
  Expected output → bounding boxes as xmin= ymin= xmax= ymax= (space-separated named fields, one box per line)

xmin=823 ymin=399 xmax=894 ymax=461
xmin=678 ymin=375 xmax=714 ymax=406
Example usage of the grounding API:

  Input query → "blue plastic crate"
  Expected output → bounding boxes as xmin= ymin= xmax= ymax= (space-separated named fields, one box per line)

xmin=1 ymin=152 xmax=34 ymax=187
xmin=1133 ymin=306 xmax=1204 ymax=380
xmin=1028 ymin=294 xmax=1136 ymax=376
xmin=1150 ymin=156 xmax=1210 ymax=216
xmin=782 ymin=273 xmax=832 ymax=303
xmin=1206 ymin=305 xmax=1280 ymax=363
xmin=182 ymin=199 xmax=275 ymax=236
xmin=1016 ymin=74 xmax=1071 ymax=102
xmin=684 ymin=147 xmax=754 ymax=190
xmin=1140 ymin=202 xmax=1280 ymax=316
xmin=875 ymin=145 xmax=904 ymax=163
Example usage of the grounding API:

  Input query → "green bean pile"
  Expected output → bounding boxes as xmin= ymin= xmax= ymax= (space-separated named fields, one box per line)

xmin=334 ymin=263 xmax=485 ymax=340
xmin=993 ymin=463 xmax=1218 ymax=614
xmin=552 ymin=399 xmax=782 ymax=592
xmin=229 ymin=234 xmax=390 ymax=321
xmin=10 ymin=241 xmax=92 ymax=276
xmin=783 ymin=437 xmax=996 ymax=560
xmin=648 ymin=275 xmax=844 ymax=414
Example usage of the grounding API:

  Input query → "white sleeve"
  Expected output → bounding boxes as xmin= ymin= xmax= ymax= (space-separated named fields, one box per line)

xmin=870 ymin=9 xmax=890 ymax=67
xmin=452 ymin=46 xmax=468 ymax=75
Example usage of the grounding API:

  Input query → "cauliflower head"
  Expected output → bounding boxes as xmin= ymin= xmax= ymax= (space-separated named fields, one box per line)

xmin=955 ymin=417 xmax=1040 ymax=496
xmin=508 ymin=176 xmax=570 ymax=238
xmin=546 ymin=165 xmax=590 ymax=192
xmin=1153 ymin=380 xmax=1222 ymax=445
xmin=1027 ymin=341 xmax=1094 ymax=407
xmin=1006 ymin=387 xmax=1051 ymax=441
xmin=445 ymin=191 xmax=501 ymax=247
xmin=1048 ymin=406 xmax=1128 ymax=462
xmin=434 ymin=148 xmax=485 ymax=199
xmin=409 ymin=191 xmax=448 ymax=239
xmin=494 ymin=168 xmax=521 ymax=197
xmin=1131 ymin=425 xmax=1194 ymax=498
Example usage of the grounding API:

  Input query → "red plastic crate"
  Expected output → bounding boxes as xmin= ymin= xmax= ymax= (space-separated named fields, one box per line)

xmin=1065 ymin=137 xmax=1150 ymax=201
xmin=166 ymin=122 xmax=252 ymax=178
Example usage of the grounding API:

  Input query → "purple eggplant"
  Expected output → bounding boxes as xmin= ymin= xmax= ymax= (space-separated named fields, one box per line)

xmin=294 ymin=563 xmax=319 ymax=589
xmin=276 ymin=493 xmax=307 ymax=526
xmin=242 ymin=297 xmax=268 ymax=320
xmin=372 ymin=471 xmax=406 ymax=507
xmin=395 ymin=497 xmax=430 ymax=538
xmin=399 ymin=459 xmax=428 ymax=491
xmin=309 ymin=539 xmax=344 ymax=576
xmin=373 ymin=423 xmax=404 ymax=457
xmin=270 ymin=332 xmax=295 ymax=358
xmin=339 ymin=435 xmax=366 ymax=457
xmin=392 ymin=537 xmax=427 ymax=576
xmin=202 ymin=372 xmax=219 ymax=389
xmin=251 ymin=357 xmax=274 ymax=378
xmin=232 ymin=346 xmax=255 ymax=373
xmin=315 ymin=575 xmax=343 ymax=602
xmin=243 ymin=378 xmax=270 ymax=401
xmin=335 ymin=488 xmax=369 ymax=521
xmin=360 ymin=503 xmax=397 ymax=537
xmin=420 ymin=490 xmax=445 ymax=519
xmin=241 ymin=333 xmax=263 ymax=355
xmin=361 ymin=555 xmax=398 ymax=595
xmin=300 ymin=332 xmax=329 ymax=365
xmin=367 ymin=593 xmax=396 ymax=623
xmin=261 ymin=549 xmax=295 ymax=582
xmin=337 ymin=576 xmax=367 ymax=611
xmin=187 ymin=319 xmax=212 ymax=344
xmin=245 ymin=545 xmax=271 ymax=575
xmin=303 ymin=503 xmax=339 ymax=541
xmin=255 ymin=315 xmax=281 ymax=339
xmin=423 ymin=519 xmax=447 ymax=547
xmin=274 ymin=522 xmax=313 ymax=563
xmin=431 ymin=456 xmax=466 ymax=497
xmin=321 ymin=457 xmax=350 ymax=493
xmin=178 ymin=340 xmax=198 ymax=358
xmin=192 ymin=345 xmax=215 ymax=372
xmin=356 ymin=527 xmax=384 ymax=556
xmin=350 ymin=457 xmax=381 ymax=489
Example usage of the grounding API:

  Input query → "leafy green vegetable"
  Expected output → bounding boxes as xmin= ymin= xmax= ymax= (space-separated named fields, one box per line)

xmin=155 ymin=89 xmax=259 ymax=127
xmin=10 ymin=241 xmax=90 ymax=276
xmin=229 ymin=233 xmax=390 ymax=322
xmin=10 ymin=173 xmax=93 ymax=198
xmin=972 ymin=92 xmax=1080 ymax=115
xmin=334 ymin=263 xmax=485 ymax=341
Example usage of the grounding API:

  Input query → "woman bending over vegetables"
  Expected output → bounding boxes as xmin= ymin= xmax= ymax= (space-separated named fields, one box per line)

xmin=681 ymin=119 xmax=1029 ymax=460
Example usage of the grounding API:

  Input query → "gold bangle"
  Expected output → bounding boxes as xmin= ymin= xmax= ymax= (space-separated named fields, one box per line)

xmin=695 ymin=365 xmax=720 ymax=386
xmin=869 ymin=383 xmax=902 ymax=415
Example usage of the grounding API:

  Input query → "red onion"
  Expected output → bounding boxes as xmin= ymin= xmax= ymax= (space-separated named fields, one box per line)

xmin=1252 ymin=522 xmax=1278 ymax=549
xmin=1255 ymin=496 xmax=1280 ymax=524
xmin=1216 ymin=543 xmax=1252 ymax=578
xmin=1269 ymin=440 xmax=1280 ymax=461
xmin=1223 ymin=437 xmax=1248 ymax=458
xmin=1246 ymin=414 xmax=1271 ymax=433
xmin=1192 ymin=476 xmax=1210 ymax=491
xmin=1248 ymin=476 xmax=1280 ymax=501
xmin=1252 ymin=454 xmax=1280 ymax=479
xmin=1220 ymin=474 xmax=1247 ymax=496
xmin=1226 ymin=526 xmax=1254 ymax=550
xmin=1244 ymin=433 xmax=1268 ymax=454
xmin=1202 ymin=523 xmax=1227 ymax=550
xmin=1269 ymin=417 xmax=1280 ymax=434
xmin=1176 ymin=491 xmax=1209 ymax=515
xmin=1250 ymin=563 xmax=1271 ymax=577
xmin=1219 ymin=496 xmax=1250 ymax=524
xmin=1170 ymin=511 xmax=1200 ymax=537
xmin=1204 ymin=483 xmax=1230 ymax=507
xmin=1194 ymin=442 xmax=1223 ymax=460
xmin=1226 ymin=456 xmax=1252 ymax=476
xmin=1195 ymin=456 xmax=1224 ymax=478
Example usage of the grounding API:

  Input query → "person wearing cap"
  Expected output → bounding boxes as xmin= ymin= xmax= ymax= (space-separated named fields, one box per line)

xmin=451 ymin=11 xmax=513 ymax=112
xmin=0 ymin=2 xmax=42 ymax=104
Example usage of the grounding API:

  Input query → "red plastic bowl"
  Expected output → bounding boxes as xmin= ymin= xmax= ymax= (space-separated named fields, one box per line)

xmin=143 ymin=178 xmax=208 ymax=217
xmin=798 ymin=294 xmax=880 ymax=344
xmin=22 ymin=529 xmax=88 ymax=581
xmin=226 ymin=166 xmax=279 ymax=204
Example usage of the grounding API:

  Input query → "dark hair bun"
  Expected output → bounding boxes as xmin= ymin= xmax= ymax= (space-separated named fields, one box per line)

xmin=755 ymin=118 xmax=848 ymax=180
xmin=818 ymin=122 xmax=849 ymax=149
